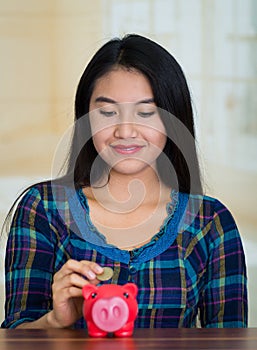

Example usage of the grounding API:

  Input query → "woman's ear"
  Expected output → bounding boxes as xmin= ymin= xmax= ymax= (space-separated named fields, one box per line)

xmin=82 ymin=284 xmax=98 ymax=299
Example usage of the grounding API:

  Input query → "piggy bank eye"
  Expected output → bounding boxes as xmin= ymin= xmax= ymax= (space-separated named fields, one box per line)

xmin=123 ymin=292 xmax=129 ymax=298
xmin=91 ymin=292 xmax=97 ymax=298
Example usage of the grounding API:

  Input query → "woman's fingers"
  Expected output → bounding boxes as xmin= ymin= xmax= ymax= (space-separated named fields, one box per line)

xmin=49 ymin=259 xmax=104 ymax=328
xmin=53 ymin=273 xmax=87 ymax=294
xmin=55 ymin=285 xmax=83 ymax=299
xmin=81 ymin=260 xmax=104 ymax=278
xmin=54 ymin=259 xmax=104 ymax=282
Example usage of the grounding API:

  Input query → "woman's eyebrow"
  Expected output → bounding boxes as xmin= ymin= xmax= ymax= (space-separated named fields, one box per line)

xmin=136 ymin=98 xmax=155 ymax=105
xmin=95 ymin=96 xmax=117 ymax=104
xmin=94 ymin=96 xmax=155 ymax=104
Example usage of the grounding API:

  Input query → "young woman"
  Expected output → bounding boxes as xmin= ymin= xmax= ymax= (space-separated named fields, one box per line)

xmin=1 ymin=34 xmax=247 ymax=329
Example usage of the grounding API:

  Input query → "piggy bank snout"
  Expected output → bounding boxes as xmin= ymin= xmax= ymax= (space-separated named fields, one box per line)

xmin=92 ymin=296 xmax=129 ymax=333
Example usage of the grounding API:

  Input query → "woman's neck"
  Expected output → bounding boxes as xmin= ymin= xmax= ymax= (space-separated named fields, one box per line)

xmin=109 ymin=167 xmax=160 ymax=201
xmin=90 ymin=166 xmax=170 ymax=213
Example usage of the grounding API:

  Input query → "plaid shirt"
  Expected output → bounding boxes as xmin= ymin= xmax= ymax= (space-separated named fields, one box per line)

xmin=1 ymin=181 xmax=247 ymax=328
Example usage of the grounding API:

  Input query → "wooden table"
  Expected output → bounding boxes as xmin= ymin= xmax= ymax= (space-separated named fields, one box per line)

xmin=0 ymin=328 xmax=256 ymax=350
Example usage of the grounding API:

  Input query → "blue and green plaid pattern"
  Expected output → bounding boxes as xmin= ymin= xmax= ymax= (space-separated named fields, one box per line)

xmin=1 ymin=181 xmax=247 ymax=328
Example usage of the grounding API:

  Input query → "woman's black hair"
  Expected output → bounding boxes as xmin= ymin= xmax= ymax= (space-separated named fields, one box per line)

xmin=2 ymin=33 xmax=203 ymax=236
xmin=68 ymin=33 xmax=202 ymax=194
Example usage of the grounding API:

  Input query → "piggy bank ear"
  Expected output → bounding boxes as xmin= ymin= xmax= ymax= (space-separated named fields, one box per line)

xmin=82 ymin=284 xmax=98 ymax=300
xmin=123 ymin=283 xmax=138 ymax=297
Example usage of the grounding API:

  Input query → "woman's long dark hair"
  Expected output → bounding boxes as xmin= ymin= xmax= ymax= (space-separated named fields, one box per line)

xmin=2 ymin=33 xmax=203 ymax=235
xmin=68 ymin=34 xmax=202 ymax=194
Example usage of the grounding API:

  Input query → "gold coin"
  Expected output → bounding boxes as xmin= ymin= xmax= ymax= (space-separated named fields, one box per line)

xmin=97 ymin=267 xmax=114 ymax=281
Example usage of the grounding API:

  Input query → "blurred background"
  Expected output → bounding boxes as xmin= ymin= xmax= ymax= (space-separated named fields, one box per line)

xmin=0 ymin=0 xmax=256 ymax=326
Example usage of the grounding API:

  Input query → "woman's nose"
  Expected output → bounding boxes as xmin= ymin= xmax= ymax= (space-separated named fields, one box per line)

xmin=114 ymin=117 xmax=138 ymax=139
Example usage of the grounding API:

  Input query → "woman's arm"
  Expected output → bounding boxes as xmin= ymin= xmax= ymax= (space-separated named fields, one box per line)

xmin=199 ymin=200 xmax=248 ymax=327
xmin=15 ymin=258 xmax=103 ymax=329
xmin=2 ymin=184 xmax=103 ymax=329
xmin=2 ymin=186 xmax=56 ymax=328
xmin=15 ymin=311 xmax=60 ymax=329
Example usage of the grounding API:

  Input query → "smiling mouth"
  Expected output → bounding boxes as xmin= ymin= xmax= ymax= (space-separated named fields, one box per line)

xmin=110 ymin=144 xmax=145 ymax=155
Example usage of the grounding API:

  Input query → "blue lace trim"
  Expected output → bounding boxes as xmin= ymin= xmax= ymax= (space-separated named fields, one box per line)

xmin=66 ymin=186 xmax=188 ymax=264
xmin=77 ymin=187 xmax=179 ymax=253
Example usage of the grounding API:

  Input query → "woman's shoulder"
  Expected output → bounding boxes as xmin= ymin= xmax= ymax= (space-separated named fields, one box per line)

xmin=176 ymin=192 xmax=242 ymax=251
xmin=16 ymin=178 xmax=74 ymax=209
xmin=185 ymin=192 xmax=233 ymax=216
xmin=18 ymin=179 xmax=54 ymax=201
xmin=179 ymin=192 xmax=238 ymax=233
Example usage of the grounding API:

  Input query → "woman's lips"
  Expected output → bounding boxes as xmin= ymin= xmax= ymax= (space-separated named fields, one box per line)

xmin=110 ymin=144 xmax=145 ymax=155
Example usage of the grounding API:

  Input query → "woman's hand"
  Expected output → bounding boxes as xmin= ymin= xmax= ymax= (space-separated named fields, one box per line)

xmin=48 ymin=259 xmax=104 ymax=328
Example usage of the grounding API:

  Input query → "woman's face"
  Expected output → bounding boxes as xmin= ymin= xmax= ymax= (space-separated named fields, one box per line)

xmin=89 ymin=68 xmax=167 ymax=177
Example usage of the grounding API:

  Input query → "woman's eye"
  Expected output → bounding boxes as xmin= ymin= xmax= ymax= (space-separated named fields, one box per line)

xmin=138 ymin=111 xmax=155 ymax=118
xmin=99 ymin=110 xmax=116 ymax=117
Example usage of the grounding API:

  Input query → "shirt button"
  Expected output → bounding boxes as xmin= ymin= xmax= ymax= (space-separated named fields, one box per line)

xmin=129 ymin=266 xmax=137 ymax=275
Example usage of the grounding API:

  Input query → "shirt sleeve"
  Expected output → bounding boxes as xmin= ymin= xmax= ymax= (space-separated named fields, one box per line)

xmin=1 ymin=186 xmax=56 ymax=328
xmin=199 ymin=199 xmax=248 ymax=327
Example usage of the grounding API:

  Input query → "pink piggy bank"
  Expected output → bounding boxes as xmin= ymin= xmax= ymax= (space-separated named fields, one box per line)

xmin=82 ymin=283 xmax=138 ymax=337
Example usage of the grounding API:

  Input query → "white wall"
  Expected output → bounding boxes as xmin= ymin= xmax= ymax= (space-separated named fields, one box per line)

xmin=1 ymin=0 xmax=256 ymax=326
